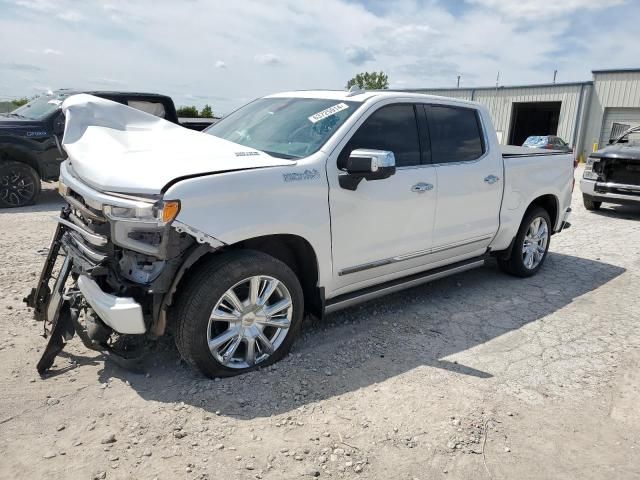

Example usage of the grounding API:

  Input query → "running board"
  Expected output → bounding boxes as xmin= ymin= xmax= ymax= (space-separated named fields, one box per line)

xmin=324 ymin=256 xmax=487 ymax=314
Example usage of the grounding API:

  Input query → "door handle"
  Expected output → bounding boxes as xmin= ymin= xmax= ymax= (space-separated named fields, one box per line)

xmin=484 ymin=175 xmax=500 ymax=185
xmin=411 ymin=182 xmax=434 ymax=193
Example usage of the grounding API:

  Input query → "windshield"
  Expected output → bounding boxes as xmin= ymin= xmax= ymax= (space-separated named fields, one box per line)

xmin=523 ymin=136 xmax=547 ymax=147
xmin=11 ymin=92 xmax=69 ymax=120
xmin=205 ymin=97 xmax=360 ymax=159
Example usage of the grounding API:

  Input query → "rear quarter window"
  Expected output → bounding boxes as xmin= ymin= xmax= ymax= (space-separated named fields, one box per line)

xmin=426 ymin=105 xmax=485 ymax=163
xmin=127 ymin=100 xmax=166 ymax=118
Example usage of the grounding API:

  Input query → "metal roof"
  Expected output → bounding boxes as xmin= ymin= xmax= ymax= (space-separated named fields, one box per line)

xmin=592 ymin=68 xmax=640 ymax=74
xmin=406 ymin=81 xmax=592 ymax=92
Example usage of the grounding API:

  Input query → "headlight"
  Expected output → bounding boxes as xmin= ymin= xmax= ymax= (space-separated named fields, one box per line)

xmin=103 ymin=200 xmax=180 ymax=226
xmin=583 ymin=157 xmax=599 ymax=180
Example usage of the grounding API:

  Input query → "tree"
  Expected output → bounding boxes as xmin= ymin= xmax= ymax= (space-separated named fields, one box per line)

xmin=200 ymin=104 xmax=214 ymax=118
xmin=346 ymin=71 xmax=389 ymax=90
xmin=11 ymin=97 xmax=29 ymax=108
xmin=176 ymin=105 xmax=199 ymax=117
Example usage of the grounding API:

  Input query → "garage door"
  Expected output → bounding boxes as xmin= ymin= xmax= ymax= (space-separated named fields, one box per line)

xmin=599 ymin=107 xmax=640 ymax=146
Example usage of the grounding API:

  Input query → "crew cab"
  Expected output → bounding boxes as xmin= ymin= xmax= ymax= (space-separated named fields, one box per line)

xmin=0 ymin=89 xmax=215 ymax=208
xmin=581 ymin=125 xmax=640 ymax=210
xmin=27 ymin=90 xmax=573 ymax=378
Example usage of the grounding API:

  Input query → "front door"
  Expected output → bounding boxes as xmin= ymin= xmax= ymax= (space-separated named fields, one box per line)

xmin=327 ymin=102 xmax=437 ymax=295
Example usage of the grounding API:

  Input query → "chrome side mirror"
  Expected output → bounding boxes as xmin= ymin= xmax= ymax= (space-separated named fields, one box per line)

xmin=339 ymin=149 xmax=396 ymax=190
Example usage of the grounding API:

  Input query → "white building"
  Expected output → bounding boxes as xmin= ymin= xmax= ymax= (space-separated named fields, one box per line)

xmin=408 ymin=68 xmax=640 ymax=161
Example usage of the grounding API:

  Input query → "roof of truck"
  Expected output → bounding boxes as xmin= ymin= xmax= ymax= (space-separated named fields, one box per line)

xmin=266 ymin=89 xmax=480 ymax=107
xmin=55 ymin=88 xmax=172 ymax=99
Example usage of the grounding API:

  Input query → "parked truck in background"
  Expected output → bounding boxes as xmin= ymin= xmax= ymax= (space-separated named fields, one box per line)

xmin=581 ymin=125 xmax=640 ymax=210
xmin=0 ymin=89 xmax=215 ymax=208
xmin=27 ymin=90 xmax=574 ymax=378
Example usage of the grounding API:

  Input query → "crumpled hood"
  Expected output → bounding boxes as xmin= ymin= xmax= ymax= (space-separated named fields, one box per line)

xmin=61 ymin=94 xmax=293 ymax=195
xmin=592 ymin=143 xmax=640 ymax=161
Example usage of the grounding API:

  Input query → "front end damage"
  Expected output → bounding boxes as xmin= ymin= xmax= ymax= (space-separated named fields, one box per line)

xmin=582 ymin=142 xmax=640 ymax=205
xmin=25 ymin=162 xmax=223 ymax=374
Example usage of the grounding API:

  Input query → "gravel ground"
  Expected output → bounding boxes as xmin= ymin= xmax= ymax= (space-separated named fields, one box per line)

xmin=1 ymin=167 xmax=639 ymax=480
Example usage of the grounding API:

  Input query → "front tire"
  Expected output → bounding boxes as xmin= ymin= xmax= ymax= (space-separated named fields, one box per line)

xmin=173 ymin=250 xmax=304 ymax=378
xmin=0 ymin=161 xmax=41 ymax=208
xmin=498 ymin=207 xmax=551 ymax=278
xmin=583 ymin=194 xmax=601 ymax=211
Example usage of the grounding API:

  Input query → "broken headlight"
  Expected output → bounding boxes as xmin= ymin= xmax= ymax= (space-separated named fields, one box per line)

xmin=103 ymin=200 xmax=180 ymax=226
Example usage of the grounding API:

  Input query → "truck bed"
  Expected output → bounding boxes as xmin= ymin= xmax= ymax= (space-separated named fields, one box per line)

xmin=501 ymin=145 xmax=571 ymax=157
xmin=489 ymin=147 xmax=574 ymax=252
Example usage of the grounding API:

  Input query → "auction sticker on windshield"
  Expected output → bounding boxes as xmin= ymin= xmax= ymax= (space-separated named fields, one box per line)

xmin=308 ymin=103 xmax=349 ymax=123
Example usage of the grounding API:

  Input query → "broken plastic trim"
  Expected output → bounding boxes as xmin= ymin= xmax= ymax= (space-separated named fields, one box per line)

xmin=172 ymin=221 xmax=225 ymax=249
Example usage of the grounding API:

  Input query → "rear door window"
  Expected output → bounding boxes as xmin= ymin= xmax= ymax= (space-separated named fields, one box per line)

xmin=425 ymin=105 xmax=485 ymax=163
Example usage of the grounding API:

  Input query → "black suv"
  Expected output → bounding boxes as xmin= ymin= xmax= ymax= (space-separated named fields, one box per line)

xmin=0 ymin=89 xmax=188 ymax=208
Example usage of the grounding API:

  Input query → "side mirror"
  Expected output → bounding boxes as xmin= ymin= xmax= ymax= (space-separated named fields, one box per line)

xmin=339 ymin=149 xmax=396 ymax=190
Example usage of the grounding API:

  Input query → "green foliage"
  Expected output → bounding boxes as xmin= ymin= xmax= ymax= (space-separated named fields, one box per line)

xmin=11 ymin=97 xmax=29 ymax=108
xmin=346 ymin=71 xmax=389 ymax=90
xmin=176 ymin=105 xmax=199 ymax=117
xmin=200 ymin=104 xmax=214 ymax=118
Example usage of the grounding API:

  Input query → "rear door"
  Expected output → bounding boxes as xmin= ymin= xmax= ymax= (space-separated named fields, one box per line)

xmin=425 ymin=104 xmax=503 ymax=256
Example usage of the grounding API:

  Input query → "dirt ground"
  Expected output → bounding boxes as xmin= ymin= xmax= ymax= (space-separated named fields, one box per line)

xmin=1 ymin=167 xmax=639 ymax=480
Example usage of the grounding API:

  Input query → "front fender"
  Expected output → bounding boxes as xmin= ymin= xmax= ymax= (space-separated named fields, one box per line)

xmin=164 ymin=161 xmax=332 ymax=287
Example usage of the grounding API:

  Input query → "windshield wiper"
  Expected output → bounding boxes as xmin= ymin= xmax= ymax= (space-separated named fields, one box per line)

xmin=260 ymin=150 xmax=300 ymax=160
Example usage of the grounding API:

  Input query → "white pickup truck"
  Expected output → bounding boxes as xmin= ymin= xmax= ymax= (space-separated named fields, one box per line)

xmin=27 ymin=90 xmax=573 ymax=377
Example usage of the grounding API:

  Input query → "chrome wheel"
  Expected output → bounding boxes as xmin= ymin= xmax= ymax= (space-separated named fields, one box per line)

xmin=207 ymin=275 xmax=293 ymax=369
xmin=0 ymin=168 xmax=36 ymax=207
xmin=522 ymin=216 xmax=548 ymax=270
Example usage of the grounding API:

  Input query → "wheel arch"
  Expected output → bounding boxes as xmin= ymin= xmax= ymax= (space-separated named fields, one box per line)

xmin=494 ymin=193 xmax=558 ymax=261
xmin=527 ymin=194 xmax=559 ymax=232
xmin=0 ymin=143 xmax=42 ymax=178
xmin=158 ymin=233 xmax=323 ymax=336
xmin=231 ymin=234 xmax=322 ymax=318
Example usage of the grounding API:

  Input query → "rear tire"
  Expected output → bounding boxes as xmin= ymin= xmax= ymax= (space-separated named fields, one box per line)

xmin=173 ymin=250 xmax=304 ymax=378
xmin=582 ymin=194 xmax=601 ymax=211
xmin=0 ymin=161 xmax=41 ymax=208
xmin=498 ymin=207 xmax=551 ymax=278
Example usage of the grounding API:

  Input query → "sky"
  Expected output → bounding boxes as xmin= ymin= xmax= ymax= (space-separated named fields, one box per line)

xmin=0 ymin=0 xmax=638 ymax=115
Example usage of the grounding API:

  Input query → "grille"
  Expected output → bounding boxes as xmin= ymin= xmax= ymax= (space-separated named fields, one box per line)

xmin=606 ymin=160 xmax=640 ymax=186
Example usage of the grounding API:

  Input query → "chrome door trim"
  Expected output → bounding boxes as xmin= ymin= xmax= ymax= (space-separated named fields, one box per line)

xmin=338 ymin=234 xmax=493 ymax=276
xmin=430 ymin=234 xmax=493 ymax=254
xmin=327 ymin=258 xmax=486 ymax=313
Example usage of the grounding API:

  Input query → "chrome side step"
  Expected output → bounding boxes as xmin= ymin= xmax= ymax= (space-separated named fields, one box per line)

xmin=324 ymin=256 xmax=487 ymax=314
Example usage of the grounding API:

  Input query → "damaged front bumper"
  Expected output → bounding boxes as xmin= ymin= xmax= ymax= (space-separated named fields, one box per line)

xmin=77 ymin=276 xmax=145 ymax=334
xmin=25 ymin=209 xmax=151 ymax=374
xmin=26 ymin=163 xmax=224 ymax=375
